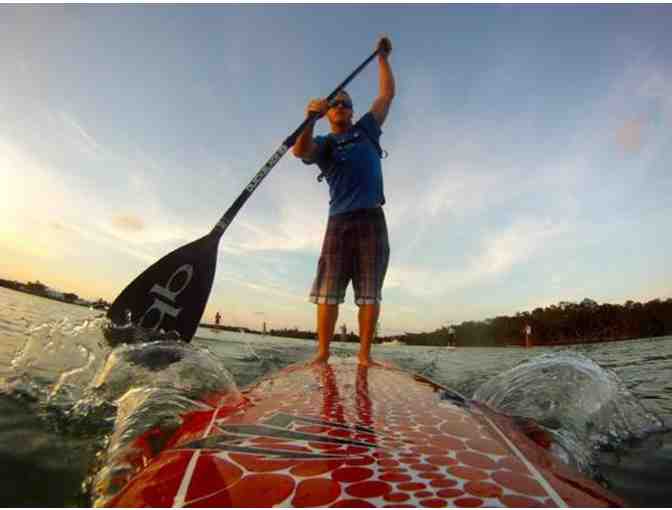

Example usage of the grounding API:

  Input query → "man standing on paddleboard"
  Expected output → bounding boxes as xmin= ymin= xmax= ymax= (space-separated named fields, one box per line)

xmin=293 ymin=36 xmax=395 ymax=366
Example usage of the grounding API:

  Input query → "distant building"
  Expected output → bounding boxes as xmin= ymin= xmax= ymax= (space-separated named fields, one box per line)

xmin=524 ymin=324 xmax=533 ymax=348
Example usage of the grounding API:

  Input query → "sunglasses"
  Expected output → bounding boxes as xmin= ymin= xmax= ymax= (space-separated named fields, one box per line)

xmin=328 ymin=98 xmax=353 ymax=109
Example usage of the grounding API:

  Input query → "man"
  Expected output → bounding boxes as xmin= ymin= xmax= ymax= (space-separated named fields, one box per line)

xmin=293 ymin=37 xmax=395 ymax=366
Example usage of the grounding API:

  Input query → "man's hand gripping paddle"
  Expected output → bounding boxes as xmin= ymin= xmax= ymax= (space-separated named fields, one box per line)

xmin=107 ymin=48 xmax=381 ymax=342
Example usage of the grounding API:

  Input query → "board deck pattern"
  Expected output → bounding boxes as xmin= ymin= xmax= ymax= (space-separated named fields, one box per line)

xmin=105 ymin=361 xmax=622 ymax=507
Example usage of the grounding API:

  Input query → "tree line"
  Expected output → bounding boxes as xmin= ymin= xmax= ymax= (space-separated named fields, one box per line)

xmin=400 ymin=298 xmax=672 ymax=347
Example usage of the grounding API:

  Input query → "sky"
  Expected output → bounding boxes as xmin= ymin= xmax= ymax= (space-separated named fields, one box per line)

xmin=1 ymin=5 xmax=671 ymax=335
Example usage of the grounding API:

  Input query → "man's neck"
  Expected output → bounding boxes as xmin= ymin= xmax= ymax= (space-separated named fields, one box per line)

xmin=330 ymin=121 xmax=352 ymax=135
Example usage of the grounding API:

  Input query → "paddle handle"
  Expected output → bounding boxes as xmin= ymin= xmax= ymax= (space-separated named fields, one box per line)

xmin=212 ymin=48 xmax=381 ymax=235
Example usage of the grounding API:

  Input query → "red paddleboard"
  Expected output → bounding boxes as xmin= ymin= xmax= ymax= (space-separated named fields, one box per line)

xmin=99 ymin=359 xmax=623 ymax=507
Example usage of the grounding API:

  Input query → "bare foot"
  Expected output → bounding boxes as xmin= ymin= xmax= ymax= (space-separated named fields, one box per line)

xmin=357 ymin=356 xmax=391 ymax=368
xmin=308 ymin=353 xmax=330 ymax=366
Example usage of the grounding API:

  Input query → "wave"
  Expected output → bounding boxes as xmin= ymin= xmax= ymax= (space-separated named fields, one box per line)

xmin=473 ymin=351 xmax=667 ymax=474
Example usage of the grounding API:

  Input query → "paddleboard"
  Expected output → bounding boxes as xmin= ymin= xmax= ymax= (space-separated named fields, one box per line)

xmin=100 ymin=359 xmax=623 ymax=507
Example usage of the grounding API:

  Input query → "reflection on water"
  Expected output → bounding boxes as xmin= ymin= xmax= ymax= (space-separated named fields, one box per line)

xmin=0 ymin=287 xmax=671 ymax=506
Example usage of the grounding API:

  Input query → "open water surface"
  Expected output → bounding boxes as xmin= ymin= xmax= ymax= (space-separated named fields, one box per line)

xmin=0 ymin=287 xmax=670 ymax=506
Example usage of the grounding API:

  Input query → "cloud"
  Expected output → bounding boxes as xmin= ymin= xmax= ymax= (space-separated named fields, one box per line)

xmin=233 ymin=205 xmax=324 ymax=254
xmin=637 ymin=66 xmax=672 ymax=117
xmin=615 ymin=119 xmax=644 ymax=153
xmin=388 ymin=217 xmax=570 ymax=298
xmin=0 ymin=135 xmax=196 ymax=267
xmin=55 ymin=111 xmax=105 ymax=158
xmin=50 ymin=222 xmax=70 ymax=232
xmin=111 ymin=214 xmax=145 ymax=233
xmin=217 ymin=163 xmax=328 ymax=255
xmin=0 ymin=137 xmax=68 ymax=219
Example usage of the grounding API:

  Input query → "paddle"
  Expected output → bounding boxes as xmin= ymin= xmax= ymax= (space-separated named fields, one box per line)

xmin=108 ymin=48 xmax=381 ymax=342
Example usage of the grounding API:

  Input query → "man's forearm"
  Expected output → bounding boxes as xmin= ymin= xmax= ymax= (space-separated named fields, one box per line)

xmin=378 ymin=55 xmax=395 ymax=100
xmin=292 ymin=119 xmax=316 ymax=158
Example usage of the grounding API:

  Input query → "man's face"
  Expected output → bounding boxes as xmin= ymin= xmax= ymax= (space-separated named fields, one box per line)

xmin=327 ymin=92 xmax=353 ymax=126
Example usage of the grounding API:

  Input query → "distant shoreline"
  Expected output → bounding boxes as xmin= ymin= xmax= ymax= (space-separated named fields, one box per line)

xmin=198 ymin=321 xmax=669 ymax=348
xmin=0 ymin=283 xmax=108 ymax=310
xmin=2 ymin=281 xmax=670 ymax=349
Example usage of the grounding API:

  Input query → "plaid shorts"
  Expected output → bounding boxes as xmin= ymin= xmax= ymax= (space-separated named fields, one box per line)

xmin=310 ymin=207 xmax=390 ymax=306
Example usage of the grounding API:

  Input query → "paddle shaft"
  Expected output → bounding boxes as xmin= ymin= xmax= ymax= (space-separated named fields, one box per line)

xmin=212 ymin=48 xmax=381 ymax=236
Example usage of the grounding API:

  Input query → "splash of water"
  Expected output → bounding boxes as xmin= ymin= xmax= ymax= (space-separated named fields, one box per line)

xmin=90 ymin=340 xmax=239 ymax=403
xmin=87 ymin=339 xmax=241 ymax=506
xmin=1 ymin=316 xmax=242 ymax=505
xmin=473 ymin=351 xmax=666 ymax=474
xmin=2 ymin=317 xmax=110 ymax=406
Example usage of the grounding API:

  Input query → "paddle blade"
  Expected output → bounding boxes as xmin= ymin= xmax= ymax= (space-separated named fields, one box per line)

xmin=107 ymin=232 xmax=220 ymax=342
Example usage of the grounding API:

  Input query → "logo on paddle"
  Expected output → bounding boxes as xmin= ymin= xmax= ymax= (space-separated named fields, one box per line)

xmin=140 ymin=264 xmax=194 ymax=330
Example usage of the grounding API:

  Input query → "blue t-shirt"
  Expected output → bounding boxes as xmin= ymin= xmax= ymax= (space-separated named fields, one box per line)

xmin=303 ymin=112 xmax=385 ymax=216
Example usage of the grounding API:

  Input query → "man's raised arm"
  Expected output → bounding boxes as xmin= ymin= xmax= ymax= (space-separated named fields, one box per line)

xmin=370 ymin=36 xmax=395 ymax=128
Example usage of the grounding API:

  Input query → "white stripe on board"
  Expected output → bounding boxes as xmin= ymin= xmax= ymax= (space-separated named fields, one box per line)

xmin=480 ymin=412 xmax=568 ymax=507
xmin=172 ymin=409 xmax=221 ymax=508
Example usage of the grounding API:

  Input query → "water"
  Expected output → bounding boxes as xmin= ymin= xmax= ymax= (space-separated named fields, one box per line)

xmin=0 ymin=287 xmax=670 ymax=507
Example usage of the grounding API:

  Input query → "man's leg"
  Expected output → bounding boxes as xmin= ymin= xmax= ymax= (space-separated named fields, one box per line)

xmin=311 ymin=303 xmax=339 ymax=364
xmin=357 ymin=303 xmax=380 ymax=366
